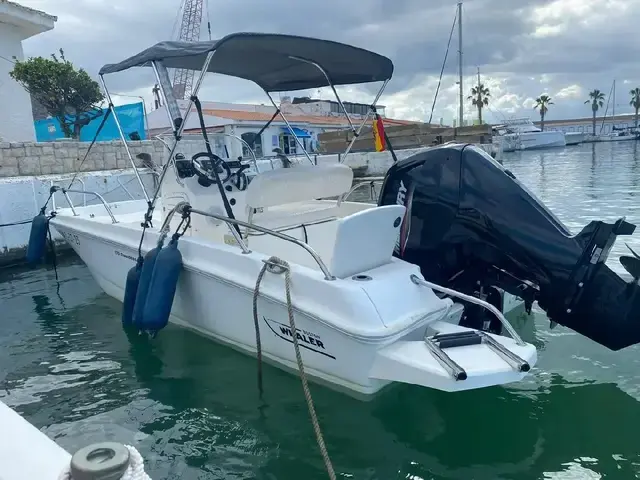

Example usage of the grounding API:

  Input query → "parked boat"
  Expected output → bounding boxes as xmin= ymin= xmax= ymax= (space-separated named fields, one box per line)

xmin=28 ymin=33 xmax=640 ymax=401
xmin=564 ymin=132 xmax=585 ymax=145
xmin=597 ymin=130 xmax=637 ymax=142
xmin=492 ymin=118 xmax=566 ymax=151
xmin=595 ymin=80 xmax=638 ymax=142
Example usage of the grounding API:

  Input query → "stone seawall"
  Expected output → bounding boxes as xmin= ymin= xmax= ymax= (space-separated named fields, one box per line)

xmin=0 ymin=140 xmax=167 ymax=177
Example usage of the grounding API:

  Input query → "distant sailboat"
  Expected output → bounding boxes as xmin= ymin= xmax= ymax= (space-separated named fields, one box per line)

xmin=598 ymin=80 xmax=636 ymax=142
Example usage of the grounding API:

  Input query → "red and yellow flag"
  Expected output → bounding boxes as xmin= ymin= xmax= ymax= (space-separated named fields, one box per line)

xmin=372 ymin=114 xmax=386 ymax=152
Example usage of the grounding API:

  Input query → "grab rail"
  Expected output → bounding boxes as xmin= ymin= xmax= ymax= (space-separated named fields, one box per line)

xmin=185 ymin=206 xmax=335 ymax=280
xmin=59 ymin=188 xmax=118 ymax=224
xmin=51 ymin=177 xmax=87 ymax=211
xmin=337 ymin=177 xmax=385 ymax=205
xmin=410 ymin=274 xmax=526 ymax=346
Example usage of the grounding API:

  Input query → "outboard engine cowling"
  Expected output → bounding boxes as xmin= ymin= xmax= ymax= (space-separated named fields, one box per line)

xmin=379 ymin=143 xmax=640 ymax=350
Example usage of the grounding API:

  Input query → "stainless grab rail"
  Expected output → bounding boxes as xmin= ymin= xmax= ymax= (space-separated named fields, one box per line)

xmin=185 ymin=206 xmax=335 ymax=281
xmin=337 ymin=177 xmax=385 ymax=205
xmin=410 ymin=274 xmax=526 ymax=346
xmin=62 ymin=188 xmax=118 ymax=224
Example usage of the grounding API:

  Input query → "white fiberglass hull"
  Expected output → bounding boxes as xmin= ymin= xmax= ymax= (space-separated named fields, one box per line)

xmin=498 ymin=131 xmax=566 ymax=152
xmin=50 ymin=201 xmax=536 ymax=397
xmin=564 ymin=132 xmax=585 ymax=145
xmin=597 ymin=134 xmax=637 ymax=142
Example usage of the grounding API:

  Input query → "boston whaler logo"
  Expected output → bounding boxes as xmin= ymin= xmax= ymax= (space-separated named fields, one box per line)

xmin=394 ymin=179 xmax=413 ymax=257
xmin=262 ymin=317 xmax=335 ymax=359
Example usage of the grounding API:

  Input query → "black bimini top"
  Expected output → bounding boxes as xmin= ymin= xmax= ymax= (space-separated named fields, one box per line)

xmin=98 ymin=32 xmax=394 ymax=92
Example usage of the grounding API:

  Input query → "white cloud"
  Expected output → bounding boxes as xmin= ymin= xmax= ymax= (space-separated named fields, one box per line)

xmin=556 ymin=84 xmax=583 ymax=99
xmin=11 ymin=0 xmax=640 ymax=126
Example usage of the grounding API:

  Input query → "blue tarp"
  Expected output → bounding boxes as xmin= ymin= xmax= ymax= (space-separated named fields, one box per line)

xmin=34 ymin=102 xmax=146 ymax=142
xmin=281 ymin=126 xmax=311 ymax=138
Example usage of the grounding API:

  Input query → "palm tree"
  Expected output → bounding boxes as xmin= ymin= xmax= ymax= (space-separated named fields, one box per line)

xmin=630 ymin=88 xmax=640 ymax=129
xmin=468 ymin=83 xmax=490 ymax=124
xmin=584 ymin=89 xmax=605 ymax=136
xmin=534 ymin=95 xmax=553 ymax=131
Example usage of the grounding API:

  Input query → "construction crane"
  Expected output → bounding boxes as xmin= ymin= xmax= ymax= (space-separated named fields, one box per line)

xmin=172 ymin=0 xmax=210 ymax=100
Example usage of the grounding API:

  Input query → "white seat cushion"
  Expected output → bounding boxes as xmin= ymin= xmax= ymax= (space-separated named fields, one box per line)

xmin=245 ymin=163 xmax=353 ymax=209
xmin=330 ymin=205 xmax=406 ymax=279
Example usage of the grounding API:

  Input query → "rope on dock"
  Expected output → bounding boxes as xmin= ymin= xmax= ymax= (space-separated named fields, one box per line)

xmin=253 ymin=256 xmax=337 ymax=480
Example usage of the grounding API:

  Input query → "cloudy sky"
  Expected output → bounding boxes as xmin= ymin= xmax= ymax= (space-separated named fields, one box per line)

xmin=16 ymin=0 xmax=640 ymax=125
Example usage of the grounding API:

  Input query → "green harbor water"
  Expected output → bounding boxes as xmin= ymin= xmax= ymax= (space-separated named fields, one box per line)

xmin=2 ymin=141 xmax=640 ymax=479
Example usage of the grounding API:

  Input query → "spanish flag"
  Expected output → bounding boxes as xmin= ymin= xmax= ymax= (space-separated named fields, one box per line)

xmin=372 ymin=113 xmax=386 ymax=152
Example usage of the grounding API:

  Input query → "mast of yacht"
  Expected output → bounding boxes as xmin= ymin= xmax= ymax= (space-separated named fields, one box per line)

xmin=613 ymin=79 xmax=616 ymax=124
xmin=457 ymin=2 xmax=463 ymax=127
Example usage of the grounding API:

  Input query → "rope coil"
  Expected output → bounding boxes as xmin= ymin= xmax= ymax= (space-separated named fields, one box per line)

xmin=253 ymin=256 xmax=336 ymax=480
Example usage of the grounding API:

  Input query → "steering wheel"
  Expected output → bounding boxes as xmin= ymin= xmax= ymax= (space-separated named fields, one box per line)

xmin=191 ymin=152 xmax=231 ymax=186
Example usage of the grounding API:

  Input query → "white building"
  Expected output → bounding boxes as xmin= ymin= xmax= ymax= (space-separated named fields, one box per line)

xmin=146 ymin=98 xmax=411 ymax=160
xmin=0 ymin=1 xmax=56 ymax=142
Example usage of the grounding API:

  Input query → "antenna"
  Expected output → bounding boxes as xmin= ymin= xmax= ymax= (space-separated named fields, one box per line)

xmin=172 ymin=0 xmax=204 ymax=100
xmin=457 ymin=2 xmax=463 ymax=128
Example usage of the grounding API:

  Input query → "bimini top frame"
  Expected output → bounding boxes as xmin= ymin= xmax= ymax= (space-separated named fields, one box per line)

xmin=97 ymin=32 xmax=394 ymax=225
xmin=99 ymin=32 xmax=393 ymax=91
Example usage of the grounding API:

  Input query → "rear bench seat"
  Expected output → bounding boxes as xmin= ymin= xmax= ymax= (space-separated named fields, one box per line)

xmin=243 ymin=163 xmax=406 ymax=278
xmin=245 ymin=163 xmax=353 ymax=231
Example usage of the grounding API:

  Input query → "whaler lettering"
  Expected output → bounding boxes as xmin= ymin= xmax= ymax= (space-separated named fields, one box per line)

xmin=278 ymin=326 xmax=325 ymax=349
xmin=263 ymin=316 xmax=335 ymax=360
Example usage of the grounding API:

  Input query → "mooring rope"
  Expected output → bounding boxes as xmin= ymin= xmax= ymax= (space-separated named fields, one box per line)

xmin=252 ymin=264 xmax=267 ymax=397
xmin=252 ymin=256 xmax=336 ymax=480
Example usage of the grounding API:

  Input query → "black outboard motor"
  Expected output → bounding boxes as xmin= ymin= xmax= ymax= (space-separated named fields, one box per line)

xmin=379 ymin=143 xmax=640 ymax=351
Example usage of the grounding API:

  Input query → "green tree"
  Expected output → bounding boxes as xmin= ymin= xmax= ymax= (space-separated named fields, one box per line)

xmin=584 ymin=89 xmax=605 ymax=136
xmin=630 ymin=88 xmax=640 ymax=129
xmin=468 ymin=83 xmax=490 ymax=124
xmin=534 ymin=94 xmax=553 ymax=131
xmin=10 ymin=49 xmax=104 ymax=139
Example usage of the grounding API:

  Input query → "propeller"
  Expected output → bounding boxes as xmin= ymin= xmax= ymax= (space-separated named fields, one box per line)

xmin=620 ymin=243 xmax=640 ymax=281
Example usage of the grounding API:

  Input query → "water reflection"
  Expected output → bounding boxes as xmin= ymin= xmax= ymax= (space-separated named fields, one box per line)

xmin=502 ymin=141 xmax=640 ymax=277
xmin=2 ymin=141 xmax=640 ymax=478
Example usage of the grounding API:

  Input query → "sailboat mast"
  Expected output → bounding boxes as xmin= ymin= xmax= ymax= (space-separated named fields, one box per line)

xmin=458 ymin=2 xmax=463 ymax=127
xmin=613 ymin=79 xmax=616 ymax=121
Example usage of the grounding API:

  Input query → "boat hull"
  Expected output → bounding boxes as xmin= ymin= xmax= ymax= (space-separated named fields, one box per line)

xmin=597 ymin=134 xmax=637 ymax=142
xmin=564 ymin=132 xmax=585 ymax=145
xmin=50 ymin=202 xmax=536 ymax=397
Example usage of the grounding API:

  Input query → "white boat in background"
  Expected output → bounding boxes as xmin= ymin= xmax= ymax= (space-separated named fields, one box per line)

xmin=595 ymin=80 xmax=638 ymax=143
xmin=597 ymin=130 xmax=637 ymax=142
xmin=564 ymin=132 xmax=585 ymax=145
xmin=492 ymin=118 xmax=566 ymax=152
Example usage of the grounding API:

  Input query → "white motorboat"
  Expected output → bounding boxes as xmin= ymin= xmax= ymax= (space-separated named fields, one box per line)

xmin=492 ymin=118 xmax=566 ymax=152
xmin=27 ymin=33 xmax=640 ymax=402
xmin=27 ymin=33 xmax=535 ymax=397
xmin=564 ymin=132 xmax=585 ymax=145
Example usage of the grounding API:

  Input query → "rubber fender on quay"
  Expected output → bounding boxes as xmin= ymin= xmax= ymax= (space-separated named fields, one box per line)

xmin=26 ymin=214 xmax=49 ymax=265
xmin=142 ymin=237 xmax=183 ymax=333
xmin=122 ymin=256 xmax=143 ymax=327
xmin=132 ymin=239 xmax=164 ymax=327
